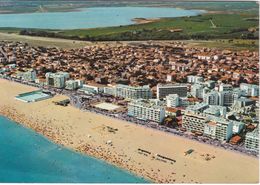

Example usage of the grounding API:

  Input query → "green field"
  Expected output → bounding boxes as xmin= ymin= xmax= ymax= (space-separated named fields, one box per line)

xmin=8 ymin=13 xmax=257 ymax=43
xmin=57 ymin=13 xmax=258 ymax=39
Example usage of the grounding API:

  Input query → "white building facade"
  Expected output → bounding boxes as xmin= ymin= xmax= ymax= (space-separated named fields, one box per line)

xmin=245 ymin=127 xmax=259 ymax=152
xmin=116 ymin=84 xmax=152 ymax=99
xmin=166 ymin=94 xmax=180 ymax=108
xmin=128 ymin=100 xmax=165 ymax=123
xmin=46 ymin=72 xmax=70 ymax=88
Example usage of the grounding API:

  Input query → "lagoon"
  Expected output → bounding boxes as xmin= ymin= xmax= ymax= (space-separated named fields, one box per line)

xmin=0 ymin=116 xmax=147 ymax=183
xmin=0 ymin=7 xmax=204 ymax=29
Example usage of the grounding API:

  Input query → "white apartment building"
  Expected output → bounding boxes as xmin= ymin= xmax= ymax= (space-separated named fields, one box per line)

xmin=166 ymin=94 xmax=180 ymax=108
xmin=65 ymin=80 xmax=83 ymax=90
xmin=232 ymin=121 xmax=245 ymax=134
xmin=245 ymin=127 xmax=259 ymax=152
xmin=157 ymin=83 xmax=187 ymax=99
xmin=240 ymin=83 xmax=259 ymax=97
xmin=218 ymin=91 xmax=239 ymax=107
xmin=127 ymin=99 xmax=165 ymax=123
xmin=79 ymin=84 xmax=104 ymax=94
xmin=234 ymin=97 xmax=255 ymax=108
xmin=203 ymin=90 xmax=219 ymax=105
xmin=116 ymin=84 xmax=152 ymax=99
xmin=204 ymin=118 xmax=233 ymax=141
xmin=183 ymin=112 xmax=207 ymax=133
xmin=45 ymin=72 xmax=70 ymax=88
xmin=219 ymin=83 xmax=233 ymax=92
xmin=203 ymin=105 xmax=227 ymax=118
xmin=186 ymin=103 xmax=209 ymax=113
xmin=104 ymin=86 xmax=116 ymax=96
xmin=18 ymin=69 xmax=37 ymax=82
xmin=191 ymin=83 xmax=204 ymax=98
xmin=183 ymin=111 xmax=233 ymax=141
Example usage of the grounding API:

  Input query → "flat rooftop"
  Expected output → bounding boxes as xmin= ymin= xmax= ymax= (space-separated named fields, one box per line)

xmin=94 ymin=102 xmax=120 ymax=111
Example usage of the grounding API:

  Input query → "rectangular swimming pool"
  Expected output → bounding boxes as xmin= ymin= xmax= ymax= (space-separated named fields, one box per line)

xmin=15 ymin=90 xmax=51 ymax=103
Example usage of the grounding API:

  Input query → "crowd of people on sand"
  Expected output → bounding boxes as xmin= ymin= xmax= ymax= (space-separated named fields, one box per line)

xmin=1 ymin=102 xmax=203 ymax=183
xmin=1 ymin=76 xmax=255 ymax=183
xmin=0 ymin=104 xmax=183 ymax=183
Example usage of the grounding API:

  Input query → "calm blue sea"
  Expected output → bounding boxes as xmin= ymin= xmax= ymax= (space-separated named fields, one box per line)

xmin=0 ymin=7 xmax=204 ymax=29
xmin=0 ymin=116 xmax=148 ymax=183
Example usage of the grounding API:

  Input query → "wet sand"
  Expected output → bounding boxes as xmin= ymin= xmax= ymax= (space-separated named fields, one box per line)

xmin=0 ymin=78 xmax=259 ymax=183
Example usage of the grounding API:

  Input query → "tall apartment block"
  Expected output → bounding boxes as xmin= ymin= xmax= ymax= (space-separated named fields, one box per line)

xmin=128 ymin=99 xmax=165 ymax=123
xmin=45 ymin=72 xmax=70 ymax=88
xmin=245 ymin=127 xmax=259 ymax=152
xmin=19 ymin=69 xmax=37 ymax=82
xmin=240 ymin=83 xmax=259 ymax=97
xmin=183 ymin=110 xmax=234 ymax=141
xmin=115 ymin=84 xmax=152 ymax=99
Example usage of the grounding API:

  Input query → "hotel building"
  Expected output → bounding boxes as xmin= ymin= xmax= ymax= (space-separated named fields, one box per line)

xmin=79 ymin=84 xmax=104 ymax=94
xmin=115 ymin=84 xmax=152 ymax=99
xmin=245 ymin=127 xmax=259 ymax=152
xmin=127 ymin=99 xmax=165 ymax=123
xmin=104 ymin=86 xmax=116 ymax=96
xmin=203 ymin=90 xmax=219 ymax=105
xmin=45 ymin=72 xmax=70 ymax=88
xmin=219 ymin=83 xmax=233 ymax=92
xmin=183 ymin=111 xmax=233 ymax=141
xmin=65 ymin=80 xmax=83 ymax=90
xmin=240 ymin=83 xmax=259 ymax=97
xmin=166 ymin=94 xmax=180 ymax=108
xmin=204 ymin=117 xmax=233 ymax=141
xmin=218 ymin=91 xmax=239 ymax=107
xmin=157 ymin=83 xmax=187 ymax=99
xmin=191 ymin=83 xmax=204 ymax=99
xmin=18 ymin=69 xmax=37 ymax=82
xmin=183 ymin=112 xmax=207 ymax=133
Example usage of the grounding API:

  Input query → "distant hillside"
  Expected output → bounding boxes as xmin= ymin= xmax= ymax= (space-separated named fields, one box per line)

xmin=0 ymin=1 xmax=258 ymax=14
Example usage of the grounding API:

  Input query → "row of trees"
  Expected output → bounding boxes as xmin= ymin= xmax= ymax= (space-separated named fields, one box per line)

xmin=19 ymin=28 xmax=258 ymax=41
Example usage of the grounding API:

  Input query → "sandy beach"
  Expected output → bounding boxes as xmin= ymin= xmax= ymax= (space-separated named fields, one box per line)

xmin=131 ymin=18 xmax=160 ymax=24
xmin=0 ymin=78 xmax=259 ymax=183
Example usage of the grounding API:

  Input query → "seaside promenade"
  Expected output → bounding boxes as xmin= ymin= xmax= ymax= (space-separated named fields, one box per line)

xmin=0 ymin=78 xmax=259 ymax=183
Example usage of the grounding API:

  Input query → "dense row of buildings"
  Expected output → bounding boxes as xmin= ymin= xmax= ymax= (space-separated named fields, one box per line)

xmin=0 ymin=41 xmax=259 ymax=87
xmin=4 ymin=69 xmax=259 ymax=152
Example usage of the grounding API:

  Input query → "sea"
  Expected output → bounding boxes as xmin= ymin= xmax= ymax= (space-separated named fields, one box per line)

xmin=0 ymin=115 xmax=148 ymax=183
xmin=0 ymin=7 xmax=204 ymax=29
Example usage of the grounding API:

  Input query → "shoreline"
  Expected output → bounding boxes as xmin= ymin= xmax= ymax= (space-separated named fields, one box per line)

xmin=0 ymin=115 xmax=148 ymax=183
xmin=0 ymin=78 xmax=259 ymax=183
